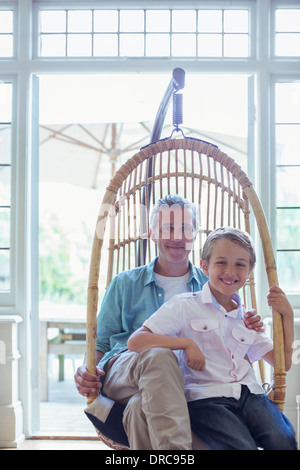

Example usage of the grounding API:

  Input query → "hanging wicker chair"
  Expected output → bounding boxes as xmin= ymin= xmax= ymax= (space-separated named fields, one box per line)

xmin=84 ymin=70 xmax=286 ymax=450
xmin=84 ymin=137 xmax=286 ymax=449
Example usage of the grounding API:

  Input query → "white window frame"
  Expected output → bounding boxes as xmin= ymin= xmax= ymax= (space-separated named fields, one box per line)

xmin=0 ymin=1 xmax=18 ymax=58
xmin=271 ymin=0 xmax=300 ymax=59
xmin=270 ymin=74 xmax=300 ymax=309
xmin=32 ymin=0 xmax=257 ymax=60
xmin=0 ymin=75 xmax=17 ymax=307
xmin=0 ymin=0 xmax=299 ymax=440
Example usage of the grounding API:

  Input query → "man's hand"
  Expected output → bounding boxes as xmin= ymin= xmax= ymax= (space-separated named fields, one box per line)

xmin=74 ymin=364 xmax=105 ymax=398
xmin=244 ymin=309 xmax=264 ymax=332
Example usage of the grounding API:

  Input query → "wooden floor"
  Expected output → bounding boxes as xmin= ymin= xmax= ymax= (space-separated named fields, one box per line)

xmin=2 ymin=439 xmax=110 ymax=451
xmin=1 ymin=375 xmax=112 ymax=450
xmin=40 ymin=401 xmax=96 ymax=435
xmin=38 ymin=377 xmax=96 ymax=435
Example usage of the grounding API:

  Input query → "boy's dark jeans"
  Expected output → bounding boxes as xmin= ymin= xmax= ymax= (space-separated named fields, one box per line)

xmin=188 ymin=385 xmax=297 ymax=450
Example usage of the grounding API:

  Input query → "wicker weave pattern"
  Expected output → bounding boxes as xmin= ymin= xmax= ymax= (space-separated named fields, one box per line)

xmin=86 ymin=138 xmax=286 ymax=449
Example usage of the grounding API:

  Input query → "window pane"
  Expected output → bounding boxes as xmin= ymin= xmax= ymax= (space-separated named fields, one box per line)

xmin=67 ymin=34 xmax=92 ymax=56
xmin=94 ymin=10 xmax=118 ymax=32
xmin=0 ymin=83 xmax=12 ymax=122
xmin=277 ymin=209 xmax=300 ymax=250
xmin=224 ymin=10 xmax=248 ymax=33
xmin=68 ymin=10 xmax=92 ymax=33
xmin=41 ymin=34 xmax=66 ymax=57
xmin=146 ymin=34 xmax=170 ymax=56
xmin=224 ymin=34 xmax=248 ymax=57
xmin=198 ymin=34 xmax=222 ymax=56
xmin=94 ymin=34 xmax=118 ymax=56
xmin=276 ymin=82 xmax=300 ymax=123
xmin=146 ymin=10 xmax=170 ymax=33
xmin=276 ymin=125 xmax=300 ymax=165
xmin=0 ymin=10 xmax=13 ymax=33
xmin=0 ymin=35 xmax=13 ymax=57
xmin=120 ymin=10 xmax=144 ymax=33
xmin=277 ymin=251 xmax=300 ymax=294
xmin=40 ymin=10 xmax=66 ymax=33
xmin=119 ymin=34 xmax=144 ymax=56
xmin=172 ymin=10 xmax=196 ymax=32
xmin=172 ymin=34 xmax=196 ymax=56
xmin=0 ymin=167 xmax=10 ymax=205
xmin=277 ymin=167 xmax=300 ymax=207
xmin=198 ymin=10 xmax=222 ymax=33
xmin=0 ymin=82 xmax=11 ymax=292
xmin=0 ymin=208 xmax=10 ymax=247
xmin=276 ymin=9 xmax=300 ymax=32
xmin=0 ymin=249 xmax=10 ymax=290
xmin=0 ymin=125 xmax=11 ymax=164
xmin=275 ymin=33 xmax=300 ymax=57
xmin=36 ymin=7 xmax=254 ymax=60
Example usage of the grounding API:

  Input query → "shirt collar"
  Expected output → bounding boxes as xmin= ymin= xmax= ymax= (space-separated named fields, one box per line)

xmin=188 ymin=262 xmax=205 ymax=287
xmin=144 ymin=258 xmax=158 ymax=286
xmin=202 ymin=281 xmax=243 ymax=319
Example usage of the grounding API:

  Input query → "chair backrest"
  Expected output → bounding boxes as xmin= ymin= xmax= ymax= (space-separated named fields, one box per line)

xmin=86 ymin=138 xmax=286 ymax=411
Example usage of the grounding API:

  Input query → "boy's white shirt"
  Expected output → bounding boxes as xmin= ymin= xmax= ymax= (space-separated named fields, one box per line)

xmin=143 ymin=281 xmax=273 ymax=402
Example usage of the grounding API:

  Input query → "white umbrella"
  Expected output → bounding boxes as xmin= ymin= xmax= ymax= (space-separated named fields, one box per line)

xmin=39 ymin=121 xmax=151 ymax=189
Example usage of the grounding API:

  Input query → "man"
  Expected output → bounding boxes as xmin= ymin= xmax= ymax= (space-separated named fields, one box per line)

xmin=75 ymin=195 xmax=263 ymax=449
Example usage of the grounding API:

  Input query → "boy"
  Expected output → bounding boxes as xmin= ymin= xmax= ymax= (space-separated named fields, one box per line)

xmin=128 ymin=227 xmax=297 ymax=450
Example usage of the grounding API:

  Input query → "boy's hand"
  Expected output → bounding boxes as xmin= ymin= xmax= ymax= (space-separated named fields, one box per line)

xmin=184 ymin=339 xmax=206 ymax=371
xmin=244 ymin=309 xmax=264 ymax=332
xmin=267 ymin=286 xmax=293 ymax=318
xmin=266 ymin=286 xmax=294 ymax=372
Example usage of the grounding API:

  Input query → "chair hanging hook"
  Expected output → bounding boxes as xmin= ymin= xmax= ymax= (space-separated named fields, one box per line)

xmin=173 ymin=92 xmax=183 ymax=131
xmin=170 ymin=91 xmax=186 ymax=139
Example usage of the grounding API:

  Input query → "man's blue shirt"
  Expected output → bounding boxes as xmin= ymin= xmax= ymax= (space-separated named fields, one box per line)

xmin=97 ymin=257 xmax=208 ymax=368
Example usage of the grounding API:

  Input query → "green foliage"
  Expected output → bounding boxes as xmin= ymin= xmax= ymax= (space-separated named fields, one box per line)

xmin=39 ymin=212 xmax=91 ymax=304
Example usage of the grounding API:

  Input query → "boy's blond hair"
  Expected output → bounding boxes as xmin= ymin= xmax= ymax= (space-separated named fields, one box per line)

xmin=202 ymin=227 xmax=256 ymax=269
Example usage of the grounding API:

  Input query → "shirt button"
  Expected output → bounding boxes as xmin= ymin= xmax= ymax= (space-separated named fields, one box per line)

xmin=203 ymin=325 xmax=208 ymax=330
xmin=158 ymin=293 xmax=162 ymax=297
xmin=240 ymin=338 xmax=245 ymax=342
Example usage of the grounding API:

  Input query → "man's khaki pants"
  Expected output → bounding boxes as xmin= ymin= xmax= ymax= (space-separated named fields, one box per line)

xmin=102 ymin=348 xmax=192 ymax=450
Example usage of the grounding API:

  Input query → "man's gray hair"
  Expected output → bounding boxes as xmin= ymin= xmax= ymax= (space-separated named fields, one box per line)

xmin=149 ymin=194 xmax=199 ymax=233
